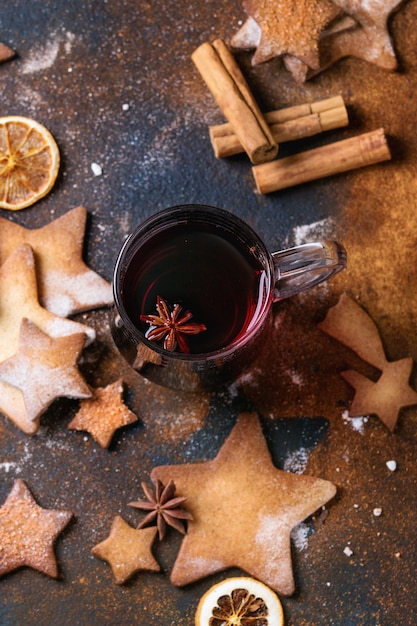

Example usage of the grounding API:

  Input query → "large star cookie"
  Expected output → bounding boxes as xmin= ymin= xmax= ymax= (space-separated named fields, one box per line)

xmin=0 ymin=318 xmax=92 ymax=423
xmin=0 ymin=479 xmax=73 ymax=578
xmin=239 ymin=0 xmax=343 ymax=68
xmin=152 ymin=412 xmax=336 ymax=596
xmin=91 ymin=515 xmax=160 ymax=584
xmin=0 ymin=205 xmax=113 ymax=316
xmin=68 ymin=379 xmax=138 ymax=448
xmin=0 ymin=244 xmax=94 ymax=434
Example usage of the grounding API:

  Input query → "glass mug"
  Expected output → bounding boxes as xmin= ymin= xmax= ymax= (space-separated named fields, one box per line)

xmin=111 ymin=204 xmax=347 ymax=391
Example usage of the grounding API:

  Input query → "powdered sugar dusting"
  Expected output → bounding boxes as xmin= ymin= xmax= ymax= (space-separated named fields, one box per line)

xmin=42 ymin=316 xmax=95 ymax=345
xmin=283 ymin=447 xmax=310 ymax=474
xmin=291 ymin=522 xmax=311 ymax=551
xmin=21 ymin=31 xmax=75 ymax=75
xmin=291 ymin=217 xmax=336 ymax=246
xmin=342 ymin=410 xmax=369 ymax=434
xmin=256 ymin=514 xmax=285 ymax=546
xmin=43 ymin=269 xmax=113 ymax=317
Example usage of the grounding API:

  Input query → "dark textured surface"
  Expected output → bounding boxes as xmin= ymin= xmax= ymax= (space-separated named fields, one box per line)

xmin=1 ymin=1 xmax=417 ymax=624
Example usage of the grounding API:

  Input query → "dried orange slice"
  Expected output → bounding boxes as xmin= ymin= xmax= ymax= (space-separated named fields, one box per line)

xmin=195 ymin=577 xmax=284 ymax=626
xmin=0 ymin=116 xmax=60 ymax=210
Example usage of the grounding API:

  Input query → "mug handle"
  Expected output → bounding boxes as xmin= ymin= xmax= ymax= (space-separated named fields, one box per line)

xmin=272 ymin=240 xmax=347 ymax=301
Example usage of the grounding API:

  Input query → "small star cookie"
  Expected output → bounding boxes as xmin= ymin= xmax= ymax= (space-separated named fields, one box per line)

xmin=91 ymin=515 xmax=160 ymax=584
xmin=0 ymin=206 xmax=113 ymax=317
xmin=0 ymin=479 xmax=73 ymax=578
xmin=152 ymin=412 xmax=336 ymax=596
xmin=68 ymin=379 xmax=138 ymax=448
xmin=0 ymin=318 xmax=92 ymax=423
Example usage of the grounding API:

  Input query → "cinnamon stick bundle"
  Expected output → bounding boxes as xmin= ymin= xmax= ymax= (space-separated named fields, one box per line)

xmin=252 ymin=128 xmax=391 ymax=194
xmin=210 ymin=95 xmax=348 ymax=158
xmin=191 ymin=39 xmax=278 ymax=164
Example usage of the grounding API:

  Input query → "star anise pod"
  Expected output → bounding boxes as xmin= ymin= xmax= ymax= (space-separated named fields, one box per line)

xmin=139 ymin=295 xmax=206 ymax=353
xmin=129 ymin=477 xmax=193 ymax=540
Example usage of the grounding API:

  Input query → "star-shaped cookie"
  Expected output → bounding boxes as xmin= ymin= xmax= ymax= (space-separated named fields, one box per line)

xmin=284 ymin=0 xmax=405 ymax=80
xmin=0 ymin=244 xmax=95 ymax=434
xmin=240 ymin=0 xmax=343 ymax=68
xmin=319 ymin=293 xmax=417 ymax=430
xmin=68 ymin=379 xmax=138 ymax=448
xmin=0 ymin=318 xmax=92 ymax=423
xmin=91 ymin=515 xmax=160 ymax=584
xmin=341 ymin=359 xmax=417 ymax=432
xmin=0 ymin=205 xmax=113 ymax=317
xmin=0 ymin=479 xmax=73 ymax=578
xmin=152 ymin=412 xmax=336 ymax=596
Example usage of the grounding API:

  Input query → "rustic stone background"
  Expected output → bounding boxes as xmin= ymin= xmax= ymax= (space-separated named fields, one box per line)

xmin=1 ymin=1 xmax=416 ymax=624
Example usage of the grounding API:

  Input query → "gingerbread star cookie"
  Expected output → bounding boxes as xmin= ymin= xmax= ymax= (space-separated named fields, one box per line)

xmin=0 ymin=479 xmax=73 ymax=578
xmin=68 ymin=379 xmax=138 ymax=448
xmin=239 ymin=0 xmax=343 ymax=68
xmin=341 ymin=359 xmax=417 ymax=432
xmin=331 ymin=0 xmax=404 ymax=69
xmin=91 ymin=515 xmax=160 ymax=584
xmin=284 ymin=0 xmax=405 ymax=80
xmin=0 ymin=318 xmax=92 ymax=423
xmin=0 ymin=244 xmax=95 ymax=434
xmin=319 ymin=292 xmax=417 ymax=430
xmin=152 ymin=412 xmax=336 ymax=596
xmin=0 ymin=205 xmax=113 ymax=317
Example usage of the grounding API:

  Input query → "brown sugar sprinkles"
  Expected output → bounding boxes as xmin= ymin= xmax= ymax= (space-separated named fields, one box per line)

xmin=318 ymin=293 xmax=417 ymax=431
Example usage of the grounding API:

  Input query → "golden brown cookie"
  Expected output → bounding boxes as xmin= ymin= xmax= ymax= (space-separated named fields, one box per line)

xmin=240 ymin=0 xmax=343 ymax=68
xmin=0 ymin=318 xmax=91 ymax=423
xmin=91 ymin=515 xmax=160 ymax=584
xmin=68 ymin=379 xmax=138 ymax=448
xmin=152 ymin=412 xmax=336 ymax=596
xmin=342 ymin=359 xmax=417 ymax=431
xmin=0 ymin=206 xmax=113 ymax=316
xmin=0 ymin=244 xmax=95 ymax=434
xmin=319 ymin=293 xmax=417 ymax=430
xmin=284 ymin=0 xmax=405 ymax=80
xmin=0 ymin=479 xmax=73 ymax=578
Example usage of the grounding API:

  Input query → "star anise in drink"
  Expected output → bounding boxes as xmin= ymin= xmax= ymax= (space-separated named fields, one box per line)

xmin=129 ymin=477 xmax=193 ymax=540
xmin=139 ymin=295 xmax=206 ymax=353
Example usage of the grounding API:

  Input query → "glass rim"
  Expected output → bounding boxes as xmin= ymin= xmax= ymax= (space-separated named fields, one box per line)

xmin=112 ymin=204 xmax=274 ymax=362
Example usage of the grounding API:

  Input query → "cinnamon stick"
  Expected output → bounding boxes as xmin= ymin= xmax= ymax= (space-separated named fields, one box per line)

xmin=210 ymin=100 xmax=348 ymax=158
xmin=252 ymin=128 xmax=391 ymax=194
xmin=191 ymin=39 xmax=278 ymax=164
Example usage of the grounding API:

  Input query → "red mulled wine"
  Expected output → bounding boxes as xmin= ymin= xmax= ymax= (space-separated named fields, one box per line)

xmin=121 ymin=221 xmax=268 ymax=354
